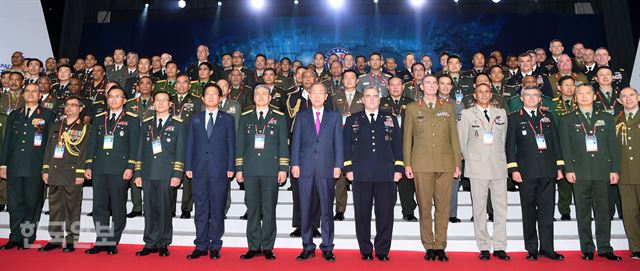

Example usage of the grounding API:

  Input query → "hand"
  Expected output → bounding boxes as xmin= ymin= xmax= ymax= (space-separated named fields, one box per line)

xmin=235 ymin=172 xmax=244 ymax=183
xmin=556 ymin=170 xmax=564 ymax=181
xmin=185 ymin=171 xmax=193 ymax=179
xmin=122 ymin=169 xmax=133 ymax=181
xmin=42 ymin=173 xmax=49 ymax=184
xmin=405 ymin=166 xmax=414 ymax=179
xmin=0 ymin=166 xmax=6 ymax=179
xmin=333 ymin=168 xmax=341 ymax=179
xmin=227 ymin=171 xmax=234 ymax=178
xmin=511 ymin=171 xmax=523 ymax=183
xmin=134 ymin=177 xmax=142 ymax=187
xmin=170 ymin=177 xmax=181 ymax=187
xmin=610 ymin=172 xmax=619 ymax=185
xmin=277 ymin=171 xmax=287 ymax=184
xmin=453 ymin=167 xmax=461 ymax=179
xmin=75 ymin=177 xmax=84 ymax=185
xmin=291 ymin=166 xmax=300 ymax=179
xmin=345 ymin=172 xmax=354 ymax=181
xmin=565 ymin=172 xmax=576 ymax=183
xmin=84 ymin=169 xmax=92 ymax=180
xmin=393 ymin=172 xmax=402 ymax=183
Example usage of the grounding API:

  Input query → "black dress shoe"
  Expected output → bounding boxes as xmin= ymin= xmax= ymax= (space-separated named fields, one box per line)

xmin=598 ymin=252 xmax=622 ymax=261
xmin=539 ymin=250 xmax=564 ymax=260
xmin=180 ymin=212 xmax=191 ymax=219
xmin=87 ymin=211 xmax=93 ymax=217
xmin=560 ymin=214 xmax=571 ymax=221
xmin=127 ymin=211 xmax=142 ymax=218
xmin=488 ymin=214 xmax=494 ymax=222
xmin=187 ymin=249 xmax=208 ymax=259
xmin=630 ymin=251 xmax=640 ymax=259
xmin=424 ymin=249 xmax=435 ymax=261
xmin=403 ymin=214 xmax=418 ymax=222
xmin=479 ymin=250 xmax=490 ymax=260
xmin=240 ymin=250 xmax=260 ymax=259
xmin=323 ymin=251 xmax=336 ymax=262
xmin=106 ymin=246 xmax=118 ymax=255
xmin=296 ymin=250 xmax=315 ymax=261
xmin=333 ymin=212 xmax=345 ymax=221
xmin=449 ymin=217 xmax=461 ymax=223
xmin=470 ymin=216 xmax=474 ymax=221
xmin=135 ymin=247 xmax=158 ymax=256
xmin=361 ymin=253 xmax=373 ymax=261
xmin=159 ymin=247 xmax=170 ymax=257
xmin=376 ymin=254 xmax=390 ymax=261
xmin=263 ymin=250 xmax=276 ymax=260
xmin=313 ymin=229 xmax=322 ymax=237
xmin=39 ymin=242 xmax=61 ymax=252
xmin=290 ymin=228 xmax=301 ymax=237
xmin=209 ymin=249 xmax=221 ymax=259
xmin=45 ymin=210 xmax=50 ymax=215
xmin=526 ymin=252 xmax=538 ymax=261
xmin=493 ymin=250 xmax=510 ymax=260
xmin=435 ymin=249 xmax=448 ymax=261
xmin=85 ymin=245 xmax=104 ymax=254
xmin=1 ymin=241 xmax=20 ymax=250
xmin=63 ymin=244 xmax=75 ymax=253
xmin=581 ymin=252 xmax=594 ymax=260
xmin=240 ymin=213 xmax=248 ymax=220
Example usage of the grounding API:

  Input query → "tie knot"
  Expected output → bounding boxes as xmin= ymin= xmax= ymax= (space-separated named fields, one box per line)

xmin=259 ymin=111 xmax=264 ymax=117
xmin=316 ymin=111 xmax=321 ymax=117
xmin=531 ymin=110 xmax=536 ymax=117
xmin=484 ymin=109 xmax=488 ymax=114
xmin=370 ymin=113 xmax=375 ymax=118
xmin=209 ymin=112 xmax=214 ymax=117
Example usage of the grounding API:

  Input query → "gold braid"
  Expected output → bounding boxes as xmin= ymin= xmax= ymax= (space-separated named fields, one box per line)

xmin=61 ymin=125 xmax=87 ymax=156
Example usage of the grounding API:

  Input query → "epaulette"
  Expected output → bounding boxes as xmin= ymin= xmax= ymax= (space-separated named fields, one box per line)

xmin=94 ymin=100 xmax=104 ymax=104
xmin=125 ymin=111 xmax=138 ymax=118
xmin=319 ymin=78 xmax=329 ymax=83
xmin=95 ymin=112 xmax=107 ymax=117
xmin=172 ymin=116 xmax=183 ymax=122
xmin=191 ymin=94 xmax=201 ymax=98
xmin=287 ymin=89 xmax=299 ymax=95
xmin=190 ymin=80 xmax=198 ymax=83
xmin=143 ymin=116 xmax=154 ymax=122
xmin=358 ymin=74 xmax=367 ymax=77
xmin=552 ymin=97 xmax=560 ymax=101
xmin=127 ymin=97 xmax=138 ymax=103
xmin=242 ymin=110 xmax=254 ymax=115
xmin=272 ymin=110 xmax=284 ymax=116
xmin=156 ymin=80 xmax=166 ymax=83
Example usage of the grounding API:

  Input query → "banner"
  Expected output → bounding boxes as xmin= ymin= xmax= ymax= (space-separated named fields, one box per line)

xmin=631 ymin=38 xmax=640 ymax=90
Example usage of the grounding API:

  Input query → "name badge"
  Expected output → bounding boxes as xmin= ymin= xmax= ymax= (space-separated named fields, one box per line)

xmin=585 ymin=135 xmax=598 ymax=152
xmin=396 ymin=115 xmax=402 ymax=128
xmin=34 ymin=133 xmax=43 ymax=147
xmin=535 ymin=134 xmax=547 ymax=150
xmin=53 ymin=143 xmax=65 ymax=159
xmin=152 ymin=139 xmax=163 ymax=154
xmin=482 ymin=131 xmax=494 ymax=144
xmin=254 ymin=134 xmax=265 ymax=150
xmin=103 ymin=135 xmax=114 ymax=150
xmin=455 ymin=93 xmax=463 ymax=104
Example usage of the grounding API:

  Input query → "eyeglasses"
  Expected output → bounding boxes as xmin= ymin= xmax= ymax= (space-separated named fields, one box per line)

xmin=107 ymin=95 xmax=125 ymax=99
xmin=155 ymin=98 xmax=170 ymax=103
xmin=65 ymin=103 xmax=83 ymax=107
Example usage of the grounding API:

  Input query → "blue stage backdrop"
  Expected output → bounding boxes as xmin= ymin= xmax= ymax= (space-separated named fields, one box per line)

xmin=79 ymin=13 xmax=606 ymax=71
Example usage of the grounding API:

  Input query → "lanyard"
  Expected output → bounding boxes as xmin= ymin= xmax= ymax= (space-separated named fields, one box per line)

xmin=474 ymin=108 xmax=494 ymax=131
xmin=390 ymin=101 xmax=404 ymax=116
xmin=103 ymin=111 xmax=124 ymax=135
xmin=596 ymin=90 xmax=617 ymax=109
xmin=527 ymin=118 xmax=544 ymax=135
xmin=232 ymin=86 xmax=244 ymax=100
xmin=580 ymin=122 xmax=597 ymax=135
xmin=254 ymin=122 xmax=268 ymax=135
xmin=561 ymin=97 xmax=575 ymax=112
xmin=90 ymin=79 xmax=106 ymax=99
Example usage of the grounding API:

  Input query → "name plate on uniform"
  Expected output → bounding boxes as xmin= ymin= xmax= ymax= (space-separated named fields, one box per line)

xmin=254 ymin=134 xmax=265 ymax=150
xmin=585 ymin=135 xmax=598 ymax=152
xmin=482 ymin=131 xmax=494 ymax=144
xmin=152 ymin=139 xmax=163 ymax=154
xmin=33 ymin=133 xmax=43 ymax=147
xmin=535 ymin=134 xmax=547 ymax=150
xmin=103 ymin=135 xmax=114 ymax=150
xmin=53 ymin=143 xmax=65 ymax=159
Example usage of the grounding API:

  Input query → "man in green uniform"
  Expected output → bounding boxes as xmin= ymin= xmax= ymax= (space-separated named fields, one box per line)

xmin=189 ymin=62 xmax=215 ymax=97
xmin=0 ymin=112 xmax=6 ymax=211
xmin=262 ymin=68 xmax=288 ymax=113
xmin=403 ymin=63 xmax=426 ymax=101
xmin=229 ymin=69 xmax=255 ymax=111
xmin=154 ymin=61 xmax=179 ymax=96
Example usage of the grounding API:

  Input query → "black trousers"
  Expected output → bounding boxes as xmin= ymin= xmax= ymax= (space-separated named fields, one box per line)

xmin=7 ymin=176 xmax=45 ymax=244
xmin=291 ymin=178 xmax=320 ymax=229
xmin=519 ymin=177 xmax=555 ymax=253
xmin=353 ymin=181 xmax=396 ymax=255
xmin=142 ymin=179 xmax=173 ymax=248
xmin=92 ymin=174 xmax=129 ymax=245
xmin=396 ymin=175 xmax=416 ymax=216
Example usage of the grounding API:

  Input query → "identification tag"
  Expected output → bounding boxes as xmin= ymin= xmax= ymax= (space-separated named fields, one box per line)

xmin=53 ymin=143 xmax=65 ymax=159
xmin=33 ymin=133 xmax=42 ymax=147
xmin=103 ymin=135 xmax=114 ymax=150
xmin=396 ymin=115 xmax=402 ymax=128
xmin=585 ymin=135 xmax=598 ymax=152
xmin=254 ymin=134 xmax=265 ymax=150
xmin=152 ymin=139 xmax=163 ymax=154
xmin=535 ymin=134 xmax=547 ymax=150
xmin=455 ymin=93 xmax=463 ymax=103
xmin=482 ymin=131 xmax=494 ymax=144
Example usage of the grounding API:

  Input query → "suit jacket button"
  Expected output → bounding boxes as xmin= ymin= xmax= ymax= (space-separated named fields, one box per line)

xmin=631 ymin=157 xmax=634 ymax=160
xmin=106 ymin=152 xmax=110 ymax=156
xmin=258 ymin=153 xmax=261 ymax=156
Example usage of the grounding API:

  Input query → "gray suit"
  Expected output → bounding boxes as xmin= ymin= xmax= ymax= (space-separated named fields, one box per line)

xmin=458 ymin=105 xmax=508 ymax=251
xmin=105 ymin=64 xmax=128 ymax=87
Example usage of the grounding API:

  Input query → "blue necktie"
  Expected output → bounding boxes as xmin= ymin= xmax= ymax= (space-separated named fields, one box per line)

xmin=207 ymin=113 xmax=214 ymax=138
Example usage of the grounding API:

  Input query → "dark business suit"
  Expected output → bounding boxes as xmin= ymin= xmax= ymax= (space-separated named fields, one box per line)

xmin=291 ymin=108 xmax=343 ymax=253
xmin=184 ymin=110 xmax=235 ymax=251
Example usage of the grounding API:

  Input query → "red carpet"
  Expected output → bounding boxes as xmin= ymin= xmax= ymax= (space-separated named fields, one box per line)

xmin=1 ymin=240 xmax=638 ymax=271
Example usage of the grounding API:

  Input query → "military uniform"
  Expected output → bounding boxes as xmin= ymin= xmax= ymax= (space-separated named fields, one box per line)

xmin=134 ymin=114 xmax=186 ymax=250
xmin=84 ymin=79 xmax=107 ymax=102
xmin=224 ymin=67 xmax=257 ymax=88
xmin=154 ymin=79 xmax=177 ymax=97
xmin=594 ymin=86 xmax=623 ymax=116
xmin=463 ymin=68 xmax=489 ymax=78
xmin=449 ymin=74 xmax=475 ymax=100
xmin=39 ymin=94 xmax=59 ymax=112
xmin=230 ymin=84 xmax=255 ymax=112
xmin=275 ymin=73 xmax=295 ymax=91
xmin=86 ymin=110 xmax=140 ymax=246
xmin=189 ymin=80 xmax=214 ymax=97
xmin=551 ymin=97 xmax=577 ymax=218
xmin=51 ymin=82 xmax=70 ymax=99
xmin=615 ymin=110 xmax=640 ymax=254
xmin=0 ymin=91 xmax=25 ymax=115
xmin=266 ymin=85 xmax=288 ymax=113
xmin=0 ymin=106 xmax=55 ymax=245
xmin=559 ymin=109 xmax=619 ymax=255
xmin=547 ymin=72 xmax=589 ymax=97
xmin=324 ymin=78 xmax=343 ymax=96
xmin=343 ymin=111 xmax=403 ymax=256
xmin=314 ymin=69 xmax=331 ymax=82
xmin=397 ymin=68 xmax=413 ymax=83
xmin=507 ymin=94 xmax=555 ymax=116
xmin=235 ymin=108 xmax=289 ymax=252
xmin=356 ymin=72 xmax=392 ymax=97
xmin=0 ymin=113 xmax=6 ymax=210
xmin=402 ymin=81 xmax=424 ymax=101
xmin=507 ymin=72 xmax=554 ymax=98
xmin=42 ymin=118 xmax=90 ymax=247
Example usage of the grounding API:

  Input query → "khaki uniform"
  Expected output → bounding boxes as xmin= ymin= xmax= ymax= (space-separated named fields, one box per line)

xmin=615 ymin=110 xmax=640 ymax=253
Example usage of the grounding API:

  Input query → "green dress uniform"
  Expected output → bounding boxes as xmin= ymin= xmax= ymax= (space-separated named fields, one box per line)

xmin=402 ymin=81 xmax=424 ymax=101
xmin=559 ymin=109 xmax=620 ymax=255
xmin=85 ymin=110 xmax=140 ymax=246
xmin=0 ymin=113 xmax=7 ymax=209
xmin=275 ymin=74 xmax=295 ymax=91
xmin=134 ymin=114 xmax=186 ymax=249
xmin=235 ymin=108 xmax=289 ymax=252
xmin=0 ymin=106 xmax=55 ymax=245
xmin=267 ymin=85 xmax=288 ymax=113
xmin=324 ymin=78 xmax=343 ymax=96
xmin=449 ymin=75 xmax=474 ymax=100
xmin=230 ymin=84 xmax=255 ymax=112
xmin=189 ymin=80 xmax=214 ymax=97
xmin=123 ymin=97 xmax=155 ymax=214
xmin=551 ymin=97 xmax=578 ymax=218
xmin=42 ymin=118 xmax=90 ymax=247
xmin=615 ymin=110 xmax=640 ymax=254
xmin=0 ymin=90 xmax=25 ymax=115
xmin=356 ymin=72 xmax=392 ymax=97
xmin=39 ymin=94 xmax=59 ymax=112
xmin=154 ymin=79 xmax=177 ymax=97
xmin=547 ymin=73 xmax=589 ymax=97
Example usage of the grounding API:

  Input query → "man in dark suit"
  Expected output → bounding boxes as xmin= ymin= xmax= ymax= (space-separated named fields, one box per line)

xmin=291 ymin=83 xmax=343 ymax=262
xmin=185 ymin=45 xmax=224 ymax=82
xmin=184 ymin=84 xmax=235 ymax=260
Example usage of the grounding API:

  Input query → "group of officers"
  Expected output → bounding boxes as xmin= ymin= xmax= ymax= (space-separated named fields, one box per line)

xmin=0 ymin=38 xmax=639 ymax=263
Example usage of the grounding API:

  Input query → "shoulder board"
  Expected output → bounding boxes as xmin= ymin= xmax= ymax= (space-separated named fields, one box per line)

xmin=157 ymin=80 xmax=166 ymax=83
xmin=358 ymin=74 xmax=367 ymax=78
xmin=383 ymin=73 xmax=392 ymax=77
xmin=272 ymin=110 xmax=284 ymax=116
xmin=95 ymin=112 xmax=107 ymax=117
xmin=143 ymin=116 xmax=154 ymax=122
xmin=94 ymin=100 xmax=105 ymax=104
xmin=125 ymin=111 xmax=138 ymax=118
xmin=190 ymin=80 xmax=198 ymax=83
xmin=127 ymin=97 xmax=138 ymax=103
xmin=191 ymin=94 xmax=201 ymax=98
xmin=552 ymin=97 xmax=560 ymax=101
xmin=172 ymin=116 xmax=183 ymax=122
xmin=242 ymin=110 xmax=254 ymax=115
xmin=287 ymin=90 xmax=299 ymax=96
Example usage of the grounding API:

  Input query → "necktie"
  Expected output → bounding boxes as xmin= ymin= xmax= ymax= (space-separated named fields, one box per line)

xmin=394 ymin=99 xmax=399 ymax=105
xmin=530 ymin=110 xmax=536 ymax=118
xmin=142 ymin=99 xmax=147 ymax=108
xmin=169 ymin=81 xmax=174 ymax=87
xmin=484 ymin=109 xmax=490 ymax=122
xmin=26 ymin=107 xmax=31 ymax=118
xmin=585 ymin=112 xmax=592 ymax=125
xmin=454 ymin=77 xmax=459 ymax=85
xmin=335 ymin=80 xmax=340 ymax=87
xmin=604 ymin=92 xmax=611 ymax=101
xmin=347 ymin=93 xmax=353 ymax=105
xmin=157 ymin=118 xmax=163 ymax=131
xmin=258 ymin=111 xmax=265 ymax=128
xmin=179 ymin=95 xmax=184 ymax=104
xmin=565 ymin=100 xmax=571 ymax=110
xmin=110 ymin=113 xmax=116 ymax=128
xmin=370 ymin=113 xmax=375 ymax=124
xmin=315 ymin=111 xmax=321 ymax=135
xmin=207 ymin=113 xmax=214 ymax=138
xmin=129 ymin=70 xmax=133 ymax=76
xmin=428 ymin=102 xmax=434 ymax=109
xmin=628 ymin=112 xmax=633 ymax=121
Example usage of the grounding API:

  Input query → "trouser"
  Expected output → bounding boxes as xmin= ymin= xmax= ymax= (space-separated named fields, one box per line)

xmin=244 ymin=176 xmax=279 ymax=251
xmin=193 ymin=177 xmax=228 ymax=251
xmin=299 ymin=175 xmax=334 ymax=252
xmin=142 ymin=179 xmax=174 ymax=248
xmin=7 ymin=176 xmax=44 ymax=245
xmin=609 ymin=184 xmax=622 ymax=218
xmin=449 ymin=178 xmax=460 ymax=217
xmin=519 ymin=178 xmax=555 ymax=253
xmin=93 ymin=174 xmax=129 ymax=245
xmin=619 ymin=183 xmax=640 ymax=253
xmin=353 ymin=181 xmax=396 ymax=256
xmin=0 ymin=180 xmax=6 ymax=205
xmin=48 ymin=185 xmax=82 ymax=246
xmin=557 ymin=178 xmax=573 ymax=216
xmin=414 ymin=172 xmax=452 ymax=250
xmin=129 ymin=178 xmax=143 ymax=213
xmin=334 ymin=175 xmax=349 ymax=214
xmin=170 ymin=175 xmax=193 ymax=214
xmin=291 ymin=178 xmax=320 ymax=229
xmin=397 ymin=174 xmax=417 ymax=217
xmin=573 ymin=179 xmax=613 ymax=254
xmin=224 ymin=178 xmax=232 ymax=215
xmin=470 ymin=178 xmax=507 ymax=251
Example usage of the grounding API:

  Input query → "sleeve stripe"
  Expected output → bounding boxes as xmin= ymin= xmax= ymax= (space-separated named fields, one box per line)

xmin=556 ymin=160 xmax=565 ymax=166
xmin=506 ymin=162 xmax=518 ymax=169
xmin=344 ymin=160 xmax=352 ymax=166
xmin=394 ymin=161 xmax=404 ymax=166
xmin=75 ymin=169 xmax=85 ymax=174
